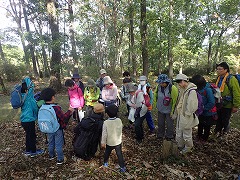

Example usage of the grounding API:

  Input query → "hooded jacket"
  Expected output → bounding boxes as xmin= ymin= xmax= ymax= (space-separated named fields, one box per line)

xmin=20 ymin=77 xmax=38 ymax=123
xmin=175 ymin=82 xmax=199 ymax=129
xmin=68 ymin=84 xmax=84 ymax=108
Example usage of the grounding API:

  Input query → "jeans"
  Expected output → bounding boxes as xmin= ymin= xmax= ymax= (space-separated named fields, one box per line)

xmin=145 ymin=111 xmax=155 ymax=131
xmin=47 ymin=129 xmax=64 ymax=161
xmin=157 ymin=112 xmax=174 ymax=139
xmin=135 ymin=115 xmax=146 ymax=140
xmin=104 ymin=144 xmax=125 ymax=168
xmin=215 ymin=108 xmax=232 ymax=134
xmin=21 ymin=121 xmax=36 ymax=153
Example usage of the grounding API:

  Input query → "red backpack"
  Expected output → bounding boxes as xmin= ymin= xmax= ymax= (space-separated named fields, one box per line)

xmin=135 ymin=89 xmax=151 ymax=107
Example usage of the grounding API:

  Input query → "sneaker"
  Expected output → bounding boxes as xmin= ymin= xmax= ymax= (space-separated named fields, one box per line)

xmin=23 ymin=151 xmax=31 ymax=156
xmin=49 ymin=155 xmax=56 ymax=160
xmin=180 ymin=147 xmax=192 ymax=155
xmin=30 ymin=149 xmax=44 ymax=157
xmin=120 ymin=167 xmax=126 ymax=173
xmin=103 ymin=162 xmax=108 ymax=167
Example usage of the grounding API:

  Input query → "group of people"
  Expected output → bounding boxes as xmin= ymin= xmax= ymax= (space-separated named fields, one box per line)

xmin=18 ymin=61 xmax=240 ymax=173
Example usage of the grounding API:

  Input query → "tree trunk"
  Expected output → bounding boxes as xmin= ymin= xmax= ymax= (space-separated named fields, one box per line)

xmin=140 ymin=0 xmax=148 ymax=76
xmin=0 ymin=42 xmax=7 ymax=94
xmin=47 ymin=0 xmax=62 ymax=91
xmin=207 ymin=41 xmax=212 ymax=74
xmin=158 ymin=23 xmax=162 ymax=74
xmin=168 ymin=0 xmax=174 ymax=78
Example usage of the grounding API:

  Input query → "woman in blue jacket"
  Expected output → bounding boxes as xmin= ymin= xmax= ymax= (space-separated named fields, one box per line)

xmin=191 ymin=75 xmax=217 ymax=142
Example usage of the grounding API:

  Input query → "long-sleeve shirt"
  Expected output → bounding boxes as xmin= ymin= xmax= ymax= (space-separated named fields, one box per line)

xmin=101 ymin=85 xmax=118 ymax=101
xmin=52 ymin=105 xmax=72 ymax=129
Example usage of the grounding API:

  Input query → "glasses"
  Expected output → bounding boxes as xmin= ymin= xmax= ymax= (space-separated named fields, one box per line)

xmin=216 ymin=67 xmax=224 ymax=71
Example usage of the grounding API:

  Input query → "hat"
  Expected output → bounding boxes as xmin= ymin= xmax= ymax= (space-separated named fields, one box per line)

xmin=93 ymin=103 xmax=105 ymax=113
xmin=87 ymin=78 xmax=96 ymax=87
xmin=105 ymin=104 xmax=118 ymax=118
xmin=139 ymin=76 xmax=147 ymax=81
xmin=72 ymin=73 xmax=81 ymax=79
xmin=100 ymin=69 xmax=107 ymax=75
xmin=127 ymin=83 xmax=138 ymax=92
xmin=156 ymin=74 xmax=171 ymax=84
xmin=103 ymin=76 xmax=113 ymax=85
xmin=174 ymin=74 xmax=189 ymax=82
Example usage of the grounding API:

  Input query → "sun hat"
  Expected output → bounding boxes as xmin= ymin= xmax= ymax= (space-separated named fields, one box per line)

xmin=103 ymin=76 xmax=113 ymax=85
xmin=139 ymin=76 xmax=147 ymax=81
xmin=100 ymin=69 xmax=107 ymax=75
xmin=87 ymin=78 xmax=96 ymax=87
xmin=173 ymin=74 xmax=189 ymax=82
xmin=93 ymin=103 xmax=105 ymax=113
xmin=156 ymin=74 xmax=171 ymax=84
xmin=72 ymin=73 xmax=81 ymax=79
xmin=127 ymin=83 xmax=138 ymax=92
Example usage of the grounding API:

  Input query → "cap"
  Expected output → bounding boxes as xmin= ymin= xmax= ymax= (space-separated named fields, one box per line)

xmin=100 ymin=69 xmax=107 ymax=75
xmin=174 ymin=74 xmax=189 ymax=82
xmin=93 ymin=103 xmax=105 ymax=113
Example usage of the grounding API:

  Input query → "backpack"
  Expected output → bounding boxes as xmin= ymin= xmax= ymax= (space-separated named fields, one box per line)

xmin=226 ymin=74 xmax=240 ymax=89
xmin=38 ymin=104 xmax=60 ymax=133
xmin=73 ymin=117 xmax=100 ymax=160
xmin=188 ymin=89 xmax=204 ymax=116
xmin=206 ymin=83 xmax=222 ymax=110
xmin=10 ymin=81 xmax=32 ymax=109
xmin=135 ymin=89 xmax=151 ymax=107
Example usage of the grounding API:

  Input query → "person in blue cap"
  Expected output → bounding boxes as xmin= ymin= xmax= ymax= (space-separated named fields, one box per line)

xmin=153 ymin=74 xmax=178 ymax=141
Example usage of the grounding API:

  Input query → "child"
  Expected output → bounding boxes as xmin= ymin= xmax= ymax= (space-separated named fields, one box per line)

xmin=101 ymin=104 xmax=126 ymax=173
xmin=73 ymin=103 xmax=105 ymax=160
xmin=172 ymin=74 xmax=199 ymax=154
xmin=20 ymin=77 xmax=44 ymax=157
xmin=72 ymin=73 xmax=85 ymax=95
xmin=84 ymin=78 xmax=101 ymax=117
xmin=65 ymin=79 xmax=84 ymax=122
xmin=40 ymin=88 xmax=74 ymax=164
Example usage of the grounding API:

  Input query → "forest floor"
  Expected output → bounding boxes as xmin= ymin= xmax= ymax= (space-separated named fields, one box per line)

xmin=0 ymin=99 xmax=240 ymax=179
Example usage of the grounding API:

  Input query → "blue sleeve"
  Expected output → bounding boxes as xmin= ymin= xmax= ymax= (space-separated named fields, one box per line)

xmin=149 ymin=88 xmax=153 ymax=104
xmin=204 ymin=88 xmax=215 ymax=111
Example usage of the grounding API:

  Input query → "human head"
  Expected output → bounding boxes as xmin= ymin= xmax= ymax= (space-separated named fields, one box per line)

xmin=174 ymin=74 xmax=189 ymax=88
xmin=216 ymin=62 xmax=229 ymax=76
xmin=105 ymin=104 xmax=118 ymax=118
xmin=87 ymin=78 xmax=96 ymax=88
xmin=65 ymin=79 xmax=75 ymax=89
xmin=127 ymin=83 xmax=137 ymax=96
xmin=40 ymin=88 xmax=56 ymax=102
xmin=156 ymin=74 xmax=171 ymax=87
xmin=123 ymin=77 xmax=131 ymax=84
xmin=139 ymin=75 xmax=147 ymax=86
xmin=123 ymin=71 xmax=130 ymax=78
xmin=103 ymin=76 xmax=113 ymax=88
xmin=190 ymin=75 xmax=206 ymax=90
xmin=100 ymin=69 xmax=107 ymax=78
xmin=93 ymin=103 xmax=105 ymax=114
xmin=72 ymin=73 xmax=81 ymax=82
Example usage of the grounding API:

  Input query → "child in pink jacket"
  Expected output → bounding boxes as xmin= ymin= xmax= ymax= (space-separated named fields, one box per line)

xmin=65 ymin=79 xmax=84 ymax=122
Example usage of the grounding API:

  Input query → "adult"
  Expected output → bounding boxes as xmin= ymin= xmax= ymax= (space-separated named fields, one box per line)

xmin=172 ymin=74 xmax=199 ymax=154
xmin=72 ymin=73 xmax=85 ymax=95
xmin=214 ymin=62 xmax=240 ymax=137
xmin=96 ymin=69 xmax=107 ymax=91
xmin=101 ymin=76 xmax=118 ymax=107
xmin=137 ymin=75 xmax=155 ymax=134
xmin=153 ymin=74 xmax=178 ymax=141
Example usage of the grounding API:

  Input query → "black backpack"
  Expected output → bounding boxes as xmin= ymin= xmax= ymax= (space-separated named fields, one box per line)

xmin=73 ymin=117 xmax=101 ymax=160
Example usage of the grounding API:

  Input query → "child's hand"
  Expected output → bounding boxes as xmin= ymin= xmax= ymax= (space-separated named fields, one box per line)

xmin=68 ymin=107 xmax=74 ymax=112
xmin=78 ymin=107 xmax=82 ymax=110
xmin=101 ymin=144 xmax=106 ymax=149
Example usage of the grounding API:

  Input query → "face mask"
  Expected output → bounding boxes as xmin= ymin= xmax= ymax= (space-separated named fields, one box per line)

xmin=140 ymin=81 xmax=146 ymax=86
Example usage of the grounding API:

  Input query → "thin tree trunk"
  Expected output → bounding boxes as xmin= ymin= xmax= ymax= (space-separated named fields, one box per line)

xmin=168 ymin=0 xmax=173 ymax=78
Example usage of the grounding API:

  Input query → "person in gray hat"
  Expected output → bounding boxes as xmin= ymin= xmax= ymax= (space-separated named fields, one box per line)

xmin=153 ymin=74 xmax=178 ymax=141
xmin=137 ymin=75 xmax=155 ymax=134
xmin=172 ymin=74 xmax=199 ymax=154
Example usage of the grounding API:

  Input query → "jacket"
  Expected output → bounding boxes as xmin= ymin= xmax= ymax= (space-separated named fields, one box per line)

xmin=101 ymin=85 xmax=118 ymax=101
xmin=20 ymin=77 xmax=38 ymax=123
xmin=68 ymin=84 xmax=84 ymax=108
xmin=153 ymin=83 xmax=178 ymax=115
xmin=174 ymin=82 xmax=199 ymax=129
xmin=84 ymin=86 xmax=100 ymax=107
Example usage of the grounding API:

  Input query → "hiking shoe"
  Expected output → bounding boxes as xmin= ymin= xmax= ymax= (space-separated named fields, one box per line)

xmin=103 ymin=162 xmax=108 ymax=167
xmin=57 ymin=157 xmax=67 ymax=165
xmin=49 ymin=155 xmax=56 ymax=160
xmin=180 ymin=147 xmax=192 ymax=155
xmin=120 ymin=167 xmax=126 ymax=173
xmin=30 ymin=149 xmax=44 ymax=157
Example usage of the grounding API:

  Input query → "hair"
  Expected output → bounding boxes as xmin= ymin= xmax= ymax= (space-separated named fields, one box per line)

xmin=65 ymin=79 xmax=74 ymax=87
xmin=191 ymin=75 xmax=206 ymax=90
xmin=216 ymin=62 xmax=230 ymax=72
xmin=40 ymin=88 xmax=56 ymax=101
xmin=123 ymin=77 xmax=131 ymax=83
xmin=123 ymin=71 xmax=130 ymax=77
xmin=105 ymin=104 xmax=118 ymax=118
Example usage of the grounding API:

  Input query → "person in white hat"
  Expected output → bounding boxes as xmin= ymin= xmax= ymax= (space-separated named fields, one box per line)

xmin=96 ymin=69 xmax=107 ymax=91
xmin=137 ymin=75 xmax=155 ymax=134
xmin=172 ymin=74 xmax=199 ymax=154
xmin=101 ymin=76 xmax=118 ymax=107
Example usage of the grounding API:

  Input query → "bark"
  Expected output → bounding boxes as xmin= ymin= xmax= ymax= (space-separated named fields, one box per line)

xmin=140 ymin=0 xmax=148 ymax=76
xmin=168 ymin=0 xmax=173 ymax=78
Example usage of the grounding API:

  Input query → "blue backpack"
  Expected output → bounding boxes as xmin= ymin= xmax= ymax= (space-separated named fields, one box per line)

xmin=10 ymin=84 xmax=27 ymax=109
xmin=188 ymin=89 xmax=204 ymax=116
xmin=38 ymin=104 xmax=60 ymax=133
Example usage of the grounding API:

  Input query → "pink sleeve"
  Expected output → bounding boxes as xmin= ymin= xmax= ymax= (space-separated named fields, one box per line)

xmin=78 ymin=88 xmax=84 ymax=107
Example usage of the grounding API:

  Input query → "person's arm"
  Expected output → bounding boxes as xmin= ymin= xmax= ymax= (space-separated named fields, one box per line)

xmin=53 ymin=105 xmax=73 ymax=129
xmin=230 ymin=77 xmax=240 ymax=109
xmin=101 ymin=122 xmax=107 ymax=148
xmin=77 ymin=87 xmax=84 ymax=108
xmin=170 ymin=85 xmax=178 ymax=115
xmin=204 ymin=88 xmax=215 ymax=111
xmin=185 ymin=90 xmax=198 ymax=116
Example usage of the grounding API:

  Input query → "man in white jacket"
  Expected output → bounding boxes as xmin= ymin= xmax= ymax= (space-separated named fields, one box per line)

xmin=173 ymin=74 xmax=199 ymax=154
